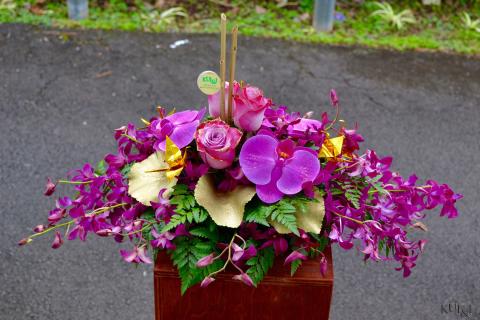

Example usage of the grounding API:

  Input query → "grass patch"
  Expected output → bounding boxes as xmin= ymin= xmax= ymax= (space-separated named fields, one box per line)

xmin=0 ymin=0 xmax=479 ymax=55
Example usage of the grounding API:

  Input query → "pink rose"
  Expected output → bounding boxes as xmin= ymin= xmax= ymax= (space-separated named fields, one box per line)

xmin=208 ymin=82 xmax=272 ymax=132
xmin=195 ymin=119 xmax=243 ymax=169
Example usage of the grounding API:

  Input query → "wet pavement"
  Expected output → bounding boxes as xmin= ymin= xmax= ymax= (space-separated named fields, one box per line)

xmin=0 ymin=24 xmax=479 ymax=320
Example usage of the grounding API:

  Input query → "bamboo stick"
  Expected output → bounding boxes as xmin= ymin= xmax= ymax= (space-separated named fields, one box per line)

xmin=227 ymin=25 xmax=238 ymax=125
xmin=219 ymin=14 xmax=227 ymax=121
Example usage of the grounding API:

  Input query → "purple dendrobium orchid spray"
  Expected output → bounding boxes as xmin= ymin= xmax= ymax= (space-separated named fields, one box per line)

xmin=21 ymin=83 xmax=462 ymax=294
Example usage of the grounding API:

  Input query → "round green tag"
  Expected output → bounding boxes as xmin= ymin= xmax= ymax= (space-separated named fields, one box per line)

xmin=197 ymin=71 xmax=221 ymax=95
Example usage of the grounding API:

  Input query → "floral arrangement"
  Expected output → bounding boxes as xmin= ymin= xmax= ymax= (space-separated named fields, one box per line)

xmin=20 ymin=17 xmax=462 ymax=294
xmin=20 ymin=82 xmax=462 ymax=293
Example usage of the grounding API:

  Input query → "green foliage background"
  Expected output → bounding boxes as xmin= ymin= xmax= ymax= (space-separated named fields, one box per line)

xmin=1 ymin=1 xmax=478 ymax=53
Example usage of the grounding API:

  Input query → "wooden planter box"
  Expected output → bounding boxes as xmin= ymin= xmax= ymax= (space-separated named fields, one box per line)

xmin=154 ymin=247 xmax=334 ymax=320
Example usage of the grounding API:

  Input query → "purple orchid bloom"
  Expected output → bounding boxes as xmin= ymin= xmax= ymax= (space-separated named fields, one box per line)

xmin=239 ymin=134 xmax=320 ymax=203
xmin=258 ymin=228 xmax=289 ymax=255
xmin=151 ymin=228 xmax=175 ymax=250
xmin=232 ymin=244 xmax=257 ymax=262
xmin=149 ymin=109 xmax=206 ymax=151
xmin=120 ymin=246 xmax=152 ymax=264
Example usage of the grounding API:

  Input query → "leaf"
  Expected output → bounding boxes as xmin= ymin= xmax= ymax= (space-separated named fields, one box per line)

xmin=161 ymin=184 xmax=211 ymax=233
xmin=244 ymin=202 xmax=270 ymax=226
xmin=94 ymin=159 xmax=107 ymax=176
xmin=127 ymin=151 xmax=177 ymax=205
xmin=345 ymin=188 xmax=361 ymax=209
xmin=194 ymin=174 xmax=256 ymax=228
xmin=290 ymin=259 xmax=303 ymax=276
xmin=188 ymin=223 xmax=219 ymax=242
xmin=170 ymin=236 xmax=222 ymax=294
xmin=269 ymin=193 xmax=325 ymax=235
xmin=246 ymin=247 xmax=275 ymax=285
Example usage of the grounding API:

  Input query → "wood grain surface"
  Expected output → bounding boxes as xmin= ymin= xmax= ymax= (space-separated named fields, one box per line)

xmin=154 ymin=247 xmax=334 ymax=320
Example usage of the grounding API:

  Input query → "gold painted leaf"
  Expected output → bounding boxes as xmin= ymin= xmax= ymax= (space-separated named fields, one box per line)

xmin=270 ymin=195 xmax=325 ymax=234
xmin=165 ymin=136 xmax=186 ymax=180
xmin=319 ymin=136 xmax=344 ymax=158
xmin=194 ymin=174 xmax=256 ymax=228
xmin=127 ymin=151 xmax=177 ymax=206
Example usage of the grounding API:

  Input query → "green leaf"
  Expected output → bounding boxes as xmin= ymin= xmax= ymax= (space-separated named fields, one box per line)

xmin=345 ymin=188 xmax=361 ymax=209
xmin=309 ymin=233 xmax=329 ymax=253
xmin=246 ymin=247 xmax=275 ymax=285
xmin=120 ymin=162 xmax=134 ymax=177
xmin=290 ymin=259 xmax=303 ymax=276
xmin=368 ymin=174 xmax=389 ymax=196
xmin=188 ymin=222 xmax=219 ymax=242
xmin=161 ymin=184 xmax=212 ymax=232
xmin=95 ymin=159 xmax=107 ymax=176
xmin=170 ymin=236 xmax=222 ymax=295
xmin=244 ymin=204 xmax=270 ymax=226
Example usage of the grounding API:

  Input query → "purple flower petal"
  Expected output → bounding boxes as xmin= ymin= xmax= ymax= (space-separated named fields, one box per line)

xmin=200 ymin=276 xmax=215 ymax=288
xmin=167 ymin=110 xmax=198 ymax=124
xmin=284 ymin=250 xmax=307 ymax=264
xmin=320 ymin=256 xmax=328 ymax=277
xmin=43 ymin=177 xmax=56 ymax=196
xmin=239 ymin=135 xmax=278 ymax=185
xmin=157 ymin=120 xmax=199 ymax=151
xmin=137 ymin=246 xmax=153 ymax=264
xmin=277 ymin=150 xmax=320 ymax=195
xmin=231 ymin=243 xmax=244 ymax=262
xmin=120 ymin=249 xmax=137 ymax=263
xmin=196 ymin=253 xmax=215 ymax=267
xmin=51 ymin=231 xmax=64 ymax=249
xmin=256 ymin=166 xmax=284 ymax=204
xmin=232 ymin=273 xmax=255 ymax=287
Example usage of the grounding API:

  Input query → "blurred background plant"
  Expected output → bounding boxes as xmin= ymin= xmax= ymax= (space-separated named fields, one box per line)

xmin=461 ymin=12 xmax=480 ymax=33
xmin=140 ymin=6 xmax=187 ymax=32
xmin=370 ymin=2 xmax=416 ymax=30
xmin=0 ymin=0 xmax=479 ymax=54
xmin=0 ymin=0 xmax=17 ymax=11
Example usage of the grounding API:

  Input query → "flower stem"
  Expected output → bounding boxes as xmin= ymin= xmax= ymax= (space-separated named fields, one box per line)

xmin=29 ymin=220 xmax=75 ymax=239
xmin=234 ymin=234 xmax=247 ymax=249
xmin=332 ymin=211 xmax=365 ymax=225
xmin=121 ymin=134 xmax=142 ymax=144
xmin=57 ymin=180 xmax=93 ymax=185
xmin=325 ymin=103 xmax=341 ymax=131
xmin=27 ymin=203 xmax=128 ymax=240
xmin=206 ymin=233 xmax=237 ymax=278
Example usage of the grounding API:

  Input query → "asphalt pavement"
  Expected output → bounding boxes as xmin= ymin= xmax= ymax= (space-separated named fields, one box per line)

xmin=0 ymin=24 xmax=479 ymax=320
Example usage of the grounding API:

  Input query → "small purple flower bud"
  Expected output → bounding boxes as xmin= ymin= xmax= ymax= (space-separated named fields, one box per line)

xmin=43 ymin=178 xmax=57 ymax=196
xmin=330 ymin=89 xmax=339 ymax=107
xmin=196 ymin=253 xmax=214 ymax=267
xmin=51 ymin=231 xmax=63 ymax=249
xmin=95 ymin=229 xmax=111 ymax=237
xmin=320 ymin=256 xmax=328 ymax=277
xmin=412 ymin=221 xmax=428 ymax=232
xmin=33 ymin=225 xmax=45 ymax=233
xmin=200 ymin=276 xmax=215 ymax=288
xmin=233 ymin=272 xmax=255 ymax=287
xmin=304 ymin=111 xmax=314 ymax=118
xmin=18 ymin=238 xmax=32 ymax=246
xmin=231 ymin=243 xmax=244 ymax=262
xmin=418 ymin=239 xmax=427 ymax=253
xmin=284 ymin=250 xmax=307 ymax=265
xmin=137 ymin=246 xmax=152 ymax=264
